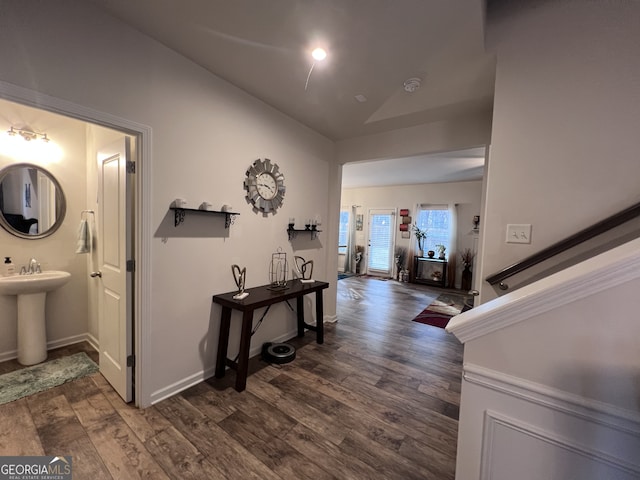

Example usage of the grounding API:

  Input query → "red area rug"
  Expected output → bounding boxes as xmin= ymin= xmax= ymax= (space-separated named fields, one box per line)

xmin=412 ymin=293 xmax=467 ymax=328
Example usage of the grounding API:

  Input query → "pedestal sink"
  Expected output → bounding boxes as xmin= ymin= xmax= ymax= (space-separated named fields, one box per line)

xmin=0 ymin=271 xmax=71 ymax=365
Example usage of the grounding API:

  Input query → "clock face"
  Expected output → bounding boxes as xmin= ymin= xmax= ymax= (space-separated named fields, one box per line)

xmin=256 ymin=172 xmax=277 ymax=200
xmin=244 ymin=158 xmax=285 ymax=214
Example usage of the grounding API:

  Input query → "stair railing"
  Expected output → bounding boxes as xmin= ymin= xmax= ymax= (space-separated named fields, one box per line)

xmin=485 ymin=201 xmax=640 ymax=291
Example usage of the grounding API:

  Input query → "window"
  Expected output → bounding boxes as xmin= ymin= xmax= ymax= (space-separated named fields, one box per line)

xmin=338 ymin=209 xmax=349 ymax=254
xmin=416 ymin=205 xmax=451 ymax=254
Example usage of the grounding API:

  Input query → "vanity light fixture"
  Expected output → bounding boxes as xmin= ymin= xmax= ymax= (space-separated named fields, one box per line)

xmin=1 ymin=126 xmax=62 ymax=163
xmin=7 ymin=126 xmax=50 ymax=143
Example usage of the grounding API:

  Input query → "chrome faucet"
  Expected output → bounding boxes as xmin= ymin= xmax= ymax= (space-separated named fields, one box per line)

xmin=28 ymin=257 xmax=39 ymax=274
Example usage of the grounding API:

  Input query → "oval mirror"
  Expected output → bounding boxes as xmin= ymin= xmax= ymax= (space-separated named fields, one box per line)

xmin=0 ymin=163 xmax=66 ymax=239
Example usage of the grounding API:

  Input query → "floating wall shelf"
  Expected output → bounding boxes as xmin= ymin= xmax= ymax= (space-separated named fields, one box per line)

xmin=287 ymin=227 xmax=321 ymax=240
xmin=170 ymin=207 xmax=239 ymax=228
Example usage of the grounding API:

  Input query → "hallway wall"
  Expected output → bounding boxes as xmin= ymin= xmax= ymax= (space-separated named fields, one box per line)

xmin=0 ymin=0 xmax=333 ymax=405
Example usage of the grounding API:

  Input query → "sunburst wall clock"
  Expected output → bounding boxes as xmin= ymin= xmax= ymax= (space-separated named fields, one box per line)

xmin=244 ymin=158 xmax=285 ymax=214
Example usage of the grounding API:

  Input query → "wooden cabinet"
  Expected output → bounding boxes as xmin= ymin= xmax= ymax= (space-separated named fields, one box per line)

xmin=412 ymin=256 xmax=447 ymax=287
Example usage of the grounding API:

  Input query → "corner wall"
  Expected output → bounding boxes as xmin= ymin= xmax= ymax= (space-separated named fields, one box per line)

xmin=479 ymin=0 xmax=640 ymax=302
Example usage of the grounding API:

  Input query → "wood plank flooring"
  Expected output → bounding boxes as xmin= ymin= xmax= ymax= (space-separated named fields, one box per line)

xmin=0 ymin=276 xmax=463 ymax=479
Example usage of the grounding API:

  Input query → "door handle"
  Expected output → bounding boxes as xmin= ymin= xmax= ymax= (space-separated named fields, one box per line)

xmin=90 ymin=271 xmax=102 ymax=278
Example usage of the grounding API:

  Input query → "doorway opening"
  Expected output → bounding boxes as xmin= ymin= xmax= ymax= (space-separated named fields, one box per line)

xmin=367 ymin=208 xmax=396 ymax=277
xmin=0 ymin=81 xmax=150 ymax=406
xmin=338 ymin=147 xmax=487 ymax=291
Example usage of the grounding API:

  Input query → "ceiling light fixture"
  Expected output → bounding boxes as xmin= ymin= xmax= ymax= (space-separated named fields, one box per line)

xmin=7 ymin=126 xmax=50 ymax=143
xmin=305 ymin=47 xmax=329 ymax=92
xmin=311 ymin=47 xmax=327 ymax=62
xmin=403 ymin=77 xmax=422 ymax=93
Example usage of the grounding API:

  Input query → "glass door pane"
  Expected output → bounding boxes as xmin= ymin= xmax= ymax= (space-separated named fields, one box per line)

xmin=368 ymin=209 xmax=394 ymax=275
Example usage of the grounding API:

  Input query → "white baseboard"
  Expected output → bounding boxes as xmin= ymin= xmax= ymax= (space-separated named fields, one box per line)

xmin=0 ymin=349 xmax=17 ymax=363
xmin=149 ymin=328 xmax=300 ymax=405
xmin=0 ymin=333 xmax=96 ymax=363
xmin=149 ymin=365 xmax=218 ymax=405
xmin=85 ymin=333 xmax=99 ymax=352
xmin=47 ymin=333 xmax=90 ymax=351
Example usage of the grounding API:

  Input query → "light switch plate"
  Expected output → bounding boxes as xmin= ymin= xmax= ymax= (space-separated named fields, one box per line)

xmin=506 ymin=224 xmax=532 ymax=244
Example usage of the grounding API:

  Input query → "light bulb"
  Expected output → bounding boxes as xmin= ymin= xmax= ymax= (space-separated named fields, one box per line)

xmin=311 ymin=48 xmax=327 ymax=61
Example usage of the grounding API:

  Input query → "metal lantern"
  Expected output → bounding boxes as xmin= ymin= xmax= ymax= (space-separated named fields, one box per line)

xmin=269 ymin=247 xmax=288 ymax=290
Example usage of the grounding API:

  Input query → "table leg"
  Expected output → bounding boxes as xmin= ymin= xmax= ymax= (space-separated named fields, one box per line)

xmin=315 ymin=290 xmax=324 ymax=344
xmin=296 ymin=296 xmax=305 ymax=337
xmin=235 ymin=309 xmax=254 ymax=392
xmin=215 ymin=307 xmax=231 ymax=378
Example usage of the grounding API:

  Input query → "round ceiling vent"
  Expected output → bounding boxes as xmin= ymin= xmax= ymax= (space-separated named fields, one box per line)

xmin=403 ymin=77 xmax=422 ymax=93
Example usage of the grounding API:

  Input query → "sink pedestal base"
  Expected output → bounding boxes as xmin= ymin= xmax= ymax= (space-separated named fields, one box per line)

xmin=17 ymin=292 xmax=48 ymax=365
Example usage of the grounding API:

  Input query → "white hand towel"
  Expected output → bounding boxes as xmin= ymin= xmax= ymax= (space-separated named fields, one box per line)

xmin=75 ymin=219 xmax=91 ymax=254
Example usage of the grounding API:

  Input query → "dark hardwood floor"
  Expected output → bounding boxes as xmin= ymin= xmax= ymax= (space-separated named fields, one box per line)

xmin=0 ymin=276 xmax=463 ymax=479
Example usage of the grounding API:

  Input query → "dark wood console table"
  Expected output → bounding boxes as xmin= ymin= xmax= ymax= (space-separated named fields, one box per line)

xmin=412 ymin=256 xmax=448 ymax=287
xmin=213 ymin=279 xmax=329 ymax=392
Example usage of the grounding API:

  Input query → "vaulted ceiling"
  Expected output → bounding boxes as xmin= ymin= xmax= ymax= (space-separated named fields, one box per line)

xmin=88 ymin=0 xmax=495 ymax=142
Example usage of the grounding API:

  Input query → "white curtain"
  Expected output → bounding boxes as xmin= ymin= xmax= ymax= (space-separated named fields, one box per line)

xmin=447 ymin=203 xmax=458 ymax=288
xmin=344 ymin=205 xmax=358 ymax=273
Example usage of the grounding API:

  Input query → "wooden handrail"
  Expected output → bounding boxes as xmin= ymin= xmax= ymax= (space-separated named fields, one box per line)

xmin=485 ymin=201 xmax=640 ymax=287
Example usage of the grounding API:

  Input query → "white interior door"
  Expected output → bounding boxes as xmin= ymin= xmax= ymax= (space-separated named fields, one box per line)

xmin=367 ymin=209 xmax=395 ymax=276
xmin=97 ymin=137 xmax=132 ymax=402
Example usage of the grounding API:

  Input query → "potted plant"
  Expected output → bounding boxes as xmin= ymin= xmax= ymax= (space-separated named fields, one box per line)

xmin=411 ymin=224 xmax=427 ymax=257
xmin=355 ymin=245 xmax=365 ymax=273
xmin=460 ymin=248 xmax=475 ymax=267
xmin=394 ymin=246 xmax=407 ymax=280
xmin=460 ymin=248 xmax=476 ymax=291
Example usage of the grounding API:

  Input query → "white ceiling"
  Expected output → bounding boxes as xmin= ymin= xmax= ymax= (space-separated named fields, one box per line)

xmin=342 ymin=147 xmax=486 ymax=188
xmin=87 ymin=0 xmax=495 ymax=141
xmin=83 ymin=0 xmax=495 ymax=186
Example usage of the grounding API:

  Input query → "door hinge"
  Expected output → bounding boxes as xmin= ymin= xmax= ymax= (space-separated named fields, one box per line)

xmin=127 ymin=355 xmax=135 ymax=367
xmin=126 ymin=260 xmax=135 ymax=272
xmin=126 ymin=161 xmax=136 ymax=174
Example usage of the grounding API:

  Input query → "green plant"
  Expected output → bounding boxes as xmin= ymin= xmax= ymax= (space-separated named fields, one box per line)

xmin=460 ymin=248 xmax=476 ymax=266
xmin=394 ymin=246 xmax=407 ymax=269
xmin=411 ymin=224 xmax=427 ymax=251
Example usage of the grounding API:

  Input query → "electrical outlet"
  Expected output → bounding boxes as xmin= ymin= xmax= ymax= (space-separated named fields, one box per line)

xmin=506 ymin=224 xmax=532 ymax=244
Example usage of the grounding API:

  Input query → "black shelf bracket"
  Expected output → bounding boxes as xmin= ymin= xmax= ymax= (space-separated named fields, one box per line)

xmin=287 ymin=227 xmax=321 ymax=240
xmin=170 ymin=207 xmax=239 ymax=229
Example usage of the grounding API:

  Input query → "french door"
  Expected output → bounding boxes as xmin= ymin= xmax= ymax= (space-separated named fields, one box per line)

xmin=367 ymin=209 xmax=395 ymax=276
